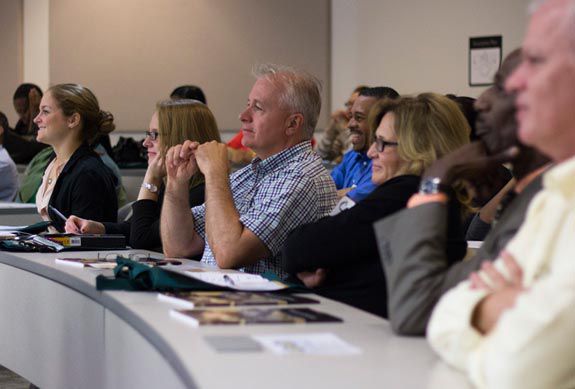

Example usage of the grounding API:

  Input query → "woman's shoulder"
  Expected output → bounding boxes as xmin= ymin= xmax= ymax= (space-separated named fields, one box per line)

xmin=70 ymin=147 xmax=111 ymax=171
xmin=64 ymin=147 xmax=117 ymax=185
xmin=370 ymin=175 xmax=420 ymax=197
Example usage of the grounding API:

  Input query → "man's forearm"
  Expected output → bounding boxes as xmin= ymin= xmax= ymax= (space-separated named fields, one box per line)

xmin=204 ymin=173 xmax=245 ymax=268
xmin=161 ymin=182 xmax=203 ymax=258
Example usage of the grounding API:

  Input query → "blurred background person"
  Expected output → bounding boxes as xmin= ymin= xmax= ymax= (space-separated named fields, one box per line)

xmin=316 ymin=85 xmax=369 ymax=163
xmin=3 ymin=83 xmax=50 ymax=163
xmin=0 ymin=111 xmax=19 ymax=201
xmin=170 ymin=84 xmax=207 ymax=103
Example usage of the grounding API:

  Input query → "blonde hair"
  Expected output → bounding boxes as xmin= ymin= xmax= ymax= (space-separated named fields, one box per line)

xmin=370 ymin=93 xmax=473 ymax=215
xmin=156 ymin=99 xmax=221 ymax=188
xmin=370 ymin=93 xmax=470 ymax=176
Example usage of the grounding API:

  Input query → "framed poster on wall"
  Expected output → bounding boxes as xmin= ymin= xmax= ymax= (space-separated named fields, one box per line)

xmin=469 ymin=36 xmax=502 ymax=86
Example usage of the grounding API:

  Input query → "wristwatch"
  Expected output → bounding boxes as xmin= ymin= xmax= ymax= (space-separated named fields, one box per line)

xmin=419 ymin=177 xmax=449 ymax=195
xmin=141 ymin=182 xmax=159 ymax=193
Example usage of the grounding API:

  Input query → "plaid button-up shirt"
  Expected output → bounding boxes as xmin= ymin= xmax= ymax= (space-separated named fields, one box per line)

xmin=192 ymin=141 xmax=337 ymax=277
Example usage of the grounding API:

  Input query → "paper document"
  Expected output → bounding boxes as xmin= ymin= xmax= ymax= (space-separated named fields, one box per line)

xmin=0 ymin=225 xmax=29 ymax=232
xmin=467 ymin=240 xmax=483 ymax=249
xmin=0 ymin=232 xmax=17 ymax=240
xmin=252 ymin=332 xmax=361 ymax=355
xmin=184 ymin=270 xmax=287 ymax=291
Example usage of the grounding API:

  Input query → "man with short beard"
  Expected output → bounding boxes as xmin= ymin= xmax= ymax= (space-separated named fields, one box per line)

xmin=330 ymin=87 xmax=399 ymax=210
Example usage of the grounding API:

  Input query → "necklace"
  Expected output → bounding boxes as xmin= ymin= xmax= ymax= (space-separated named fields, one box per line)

xmin=47 ymin=158 xmax=68 ymax=186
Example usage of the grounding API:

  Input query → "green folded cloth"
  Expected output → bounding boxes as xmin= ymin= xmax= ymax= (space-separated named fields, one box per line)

xmin=96 ymin=257 xmax=229 ymax=291
xmin=96 ymin=257 xmax=309 ymax=293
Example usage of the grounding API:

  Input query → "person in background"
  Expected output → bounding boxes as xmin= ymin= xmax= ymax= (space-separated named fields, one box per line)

xmin=446 ymin=95 xmax=478 ymax=140
xmin=66 ymin=99 xmax=221 ymax=251
xmin=226 ymin=128 xmax=257 ymax=165
xmin=33 ymin=83 xmax=118 ymax=231
xmin=16 ymin=147 xmax=54 ymax=203
xmin=373 ymin=49 xmax=549 ymax=336
xmin=161 ymin=64 xmax=337 ymax=277
xmin=316 ymin=85 xmax=369 ymax=163
xmin=427 ymin=1 xmax=575 ymax=387
xmin=446 ymin=93 xmax=514 ymax=240
xmin=13 ymin=83 xmax=42 ymax=138
xmin=283 ymin=93 xmax=470 ymax=317
xmin=329 ymin=86 xmax=400 ymax=212
xmin=170 ymin=84 xmax=254 ymax=165
xmin=0 ymin=112 xmax=19 ymax=201
xmin=3 ymin=83 xmax=49 ymax=163
xmin=170 ymin=85 xmax=207 ymax=104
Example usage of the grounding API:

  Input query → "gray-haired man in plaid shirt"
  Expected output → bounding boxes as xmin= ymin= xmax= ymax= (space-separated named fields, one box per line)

xmin=161 ymin=64 xmax=337 ymax=277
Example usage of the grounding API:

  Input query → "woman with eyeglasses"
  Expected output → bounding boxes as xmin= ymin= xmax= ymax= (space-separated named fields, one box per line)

xmin=33 ymin=83 xmax=119 ymax=231
xmin=66 ymin=99 xmax=221 ymax=251
xmin=282 ymin=93 xmax=470 ymax=318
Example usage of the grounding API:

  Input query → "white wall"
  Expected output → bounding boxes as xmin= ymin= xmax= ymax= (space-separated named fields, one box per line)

xmin=48 ymin=0 xmax=330 ymax=132
xmin=331 ymin=0 xmax=531 ymax=110
xmin=0 ymin=0 xmax=23 ymax=126
xmin=23 ymin=0 xmax=50 ymax=92
xmin=5 ymin=1 xmax=533 ymax=133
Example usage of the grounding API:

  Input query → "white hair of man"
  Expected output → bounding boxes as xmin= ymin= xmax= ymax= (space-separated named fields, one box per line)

xmin=529 ymin=0 xmax=575 ymax=52
xmin=252 ymin=63 xmax=322 ymax=139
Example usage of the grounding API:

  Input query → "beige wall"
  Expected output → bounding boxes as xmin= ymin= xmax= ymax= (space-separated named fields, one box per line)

xmin=7 ymin=1 xmax=532 ymax=133
xmin=23 ymin=0 xmax=50 ymax=91
xmin=0 ymin=0 xmax=23 ymax=127
xmin=331 ymin=0 xmax=530 ymax=110
xmin=49 ymin=0 xmax=331 ymax=132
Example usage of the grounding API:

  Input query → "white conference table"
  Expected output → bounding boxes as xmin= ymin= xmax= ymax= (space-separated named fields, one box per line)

xmin=0 ymin=249 xmax=472 ymax=389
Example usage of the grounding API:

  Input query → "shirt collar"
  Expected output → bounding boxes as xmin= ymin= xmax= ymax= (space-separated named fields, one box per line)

xmin=543 ymin=155 xmax=575 ymax=199
xmin=250 ymin=141 xmax=312 ymax=174
xmin=351 ymin=150 xmax=370 ymax=162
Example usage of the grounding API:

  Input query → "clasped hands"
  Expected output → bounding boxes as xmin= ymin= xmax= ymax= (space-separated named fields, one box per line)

xmin=165 ymin=140 xmax=230 ymax=186
xmin=470 ymin=251 xmax=526 ymax=334
xmin=422 ymin=141 xmax=519 ymax=202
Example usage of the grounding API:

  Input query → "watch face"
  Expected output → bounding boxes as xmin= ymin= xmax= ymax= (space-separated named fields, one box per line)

xmin=143 ymin=182 xmax=158 ymax=192
xmin=419 ymin=178 xmax=441 ymax=195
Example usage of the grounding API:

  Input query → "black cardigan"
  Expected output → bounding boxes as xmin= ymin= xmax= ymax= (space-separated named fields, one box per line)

xmin=103 ymin=183 xmax=205 ymax=251
xmin=282 ymin=174 xmax=466 ymax=318
xmin=48 ymin=145 xmax=118 ymax=231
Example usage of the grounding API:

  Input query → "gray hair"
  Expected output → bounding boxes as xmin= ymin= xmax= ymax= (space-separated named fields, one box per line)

xmin=252 ymin=63 xmax=322 ymax=139
xmin=528 ymin=0 xmax=575 ymax=52
xmin=528 ymin=0 xmax=547 ymax=13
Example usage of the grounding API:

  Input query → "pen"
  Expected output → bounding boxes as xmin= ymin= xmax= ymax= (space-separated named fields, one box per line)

xmin=48 ymin=205 xmax=68 ymax=224
xmin=223 ymin=274 xmax=236 ymax=287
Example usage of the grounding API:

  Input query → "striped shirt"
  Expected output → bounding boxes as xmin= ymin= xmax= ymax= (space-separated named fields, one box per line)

xmin=192 ymin=141 xmax=337 ymax=276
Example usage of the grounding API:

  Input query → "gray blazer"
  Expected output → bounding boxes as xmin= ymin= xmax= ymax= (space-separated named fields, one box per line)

xmin=374 ymin=175 xmax=543 ymax=336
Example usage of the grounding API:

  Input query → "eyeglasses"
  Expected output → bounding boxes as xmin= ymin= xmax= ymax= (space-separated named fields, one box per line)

xmin=145 ymin=131 xmax=159 ymax=141
xmin=99 ymin=252 xmax=182 ymax=266
xmin=374 ymin=137 xmax=399 ymax=152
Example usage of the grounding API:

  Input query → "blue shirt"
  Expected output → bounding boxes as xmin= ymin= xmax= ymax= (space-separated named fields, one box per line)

xmin=192 ymin=141 xmax=337 ymax=276
xmin=330 ymin=150 xmax=377 ymax=202
xmin=0 ymin=146 xmax=18 ymax=201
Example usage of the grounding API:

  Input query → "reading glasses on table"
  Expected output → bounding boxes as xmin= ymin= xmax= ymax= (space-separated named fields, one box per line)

xmin=99 ymin=252 xmax=182 ymax=266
